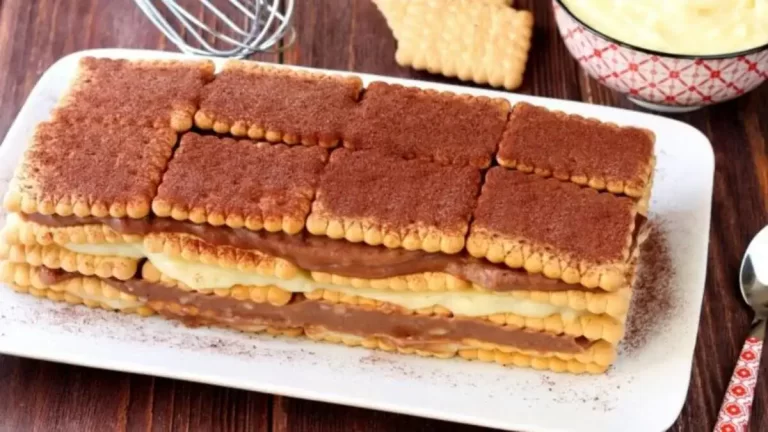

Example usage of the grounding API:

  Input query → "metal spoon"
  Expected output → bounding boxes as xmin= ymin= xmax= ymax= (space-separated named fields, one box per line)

xmin=713 ymin=225 xmax=768 ymax=432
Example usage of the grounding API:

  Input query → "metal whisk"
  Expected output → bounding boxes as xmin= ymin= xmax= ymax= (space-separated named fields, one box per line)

xmin=134 ymin=0 xmax=295 ymax=58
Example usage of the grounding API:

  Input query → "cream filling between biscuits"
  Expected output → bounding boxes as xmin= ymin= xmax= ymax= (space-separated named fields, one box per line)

xmin=147 ymin=253 xmax=582 ymax=320
xmin=61 ymin=243 xmax=583 ymax=320
xmin=65 ymin=243 xmax=145 ymax=259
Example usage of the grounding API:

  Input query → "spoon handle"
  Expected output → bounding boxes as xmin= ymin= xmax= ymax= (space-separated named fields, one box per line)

xmin=713 ymin=318 xmax=765 ymax=432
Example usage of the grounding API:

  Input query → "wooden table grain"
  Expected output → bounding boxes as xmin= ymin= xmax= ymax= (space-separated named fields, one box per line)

xmin=0 ymin=1 xmax=766 ymax=431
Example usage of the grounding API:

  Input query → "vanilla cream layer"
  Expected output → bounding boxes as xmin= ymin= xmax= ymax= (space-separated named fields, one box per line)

xmin=62 ymin=243 xmax=582 ymax=319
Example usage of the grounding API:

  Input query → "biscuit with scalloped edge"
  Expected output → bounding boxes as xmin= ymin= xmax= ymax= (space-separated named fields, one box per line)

xmin=136 ymin=265 xmax=601 ymax=358
xmin=343 ymin=82 xmax=510 ymax=168
xmin=305 ymin=328 xmax=612 ymax=373
xmin=389 ymin=0 xmax=533 ymax=90
xmin=3 ymin=120 xmax=176 ymax=219
xmin=497 ymin=103 xmax=655 ymax=201
xmin=1 ymin=213 xmax=142 ymax=246
xmin=153 ymin=134 xmax=327 ymax=235
xmin=468 ymin=168 xmax=639 ymax=291
xmin=374 ymin=0 xmax=514 ymax=40
xmin=304 ymin=287 xmax=626 ymax=344
xmin=195 ymin=60 xmax=362 ymax=147
xmin=310 ymin=270 xmax=474 ymax=292
xmin=307 ymin=150 xmax=480 ymax=254
xmin=310 ymin=270 xmax=632 ymax=318
xmin=0 ymin=241 xmax=139 ymax=280
xmin=140 ymin=260 xmax=294 ymax=306
xmin=53 ymin=57 xmax=214 ymax=131
xmin=0 ymin=261 xmax=150 ymax=313
xmin=143 ymin=232 xmax=299 ymax=281
xmin=308 ymin=276 xmax=631 ymax=319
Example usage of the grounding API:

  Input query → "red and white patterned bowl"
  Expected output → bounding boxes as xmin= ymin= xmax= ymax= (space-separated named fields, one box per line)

xmin=553 ymin=0 xmax=768 ymax=112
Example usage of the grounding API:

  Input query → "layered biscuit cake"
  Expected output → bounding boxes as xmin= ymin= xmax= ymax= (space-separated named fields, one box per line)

xmin=0 ymin=57 xmax=656 ymax=374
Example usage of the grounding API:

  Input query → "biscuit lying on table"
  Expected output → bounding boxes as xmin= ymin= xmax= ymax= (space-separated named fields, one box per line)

xmin=373 ymin=0 xmax=534 ymax=90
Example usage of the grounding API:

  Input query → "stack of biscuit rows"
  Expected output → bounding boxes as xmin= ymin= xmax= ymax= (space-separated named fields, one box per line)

xmin=0 ymin=57 xmax=655 ymax=374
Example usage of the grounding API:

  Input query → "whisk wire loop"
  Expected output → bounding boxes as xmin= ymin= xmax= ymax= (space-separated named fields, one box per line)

xmin=134 ymin=0 xmax=295 ymax=58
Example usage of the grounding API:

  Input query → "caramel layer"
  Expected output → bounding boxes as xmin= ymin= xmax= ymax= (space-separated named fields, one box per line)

xmin=23 ymin=213 xmax=596 ymax=292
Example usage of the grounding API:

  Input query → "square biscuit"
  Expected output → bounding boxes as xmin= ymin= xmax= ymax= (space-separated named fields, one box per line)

xmin=1 ymin=213 xmax=143 ymax=246
xmin=53 ymin=57 xmax=215 ymax=132
xmin=392 ymin=0 xmax=533 ymax=90
xmin=306 ymin=149 xmax=481 ymax=254
xmin=343 ymin=82 xmax=510 ymax=168
xmin=374 ymin=0 xmax=513 ymax=40
xmin=3 ymin=120 xmax=177 ymax=219
xmin=195 ymin=60 xmax=363 ymax=148
xmin=497 ymin=102 xmax=656 ymax=198
xmin=467 ymin=168 xmax=638 ymax=291
xmin=152 ymin=133 xmax=328 ymax=234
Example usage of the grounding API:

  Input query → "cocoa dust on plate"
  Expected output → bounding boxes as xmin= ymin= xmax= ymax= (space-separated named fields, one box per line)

xmin=622 ymin=221 xmax=676 ymax=355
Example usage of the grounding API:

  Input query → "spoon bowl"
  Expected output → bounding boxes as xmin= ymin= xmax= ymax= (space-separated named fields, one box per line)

xmin=741 ymin=225 xmax=768 ymax=317
xmin=714 ymin=225 xmax=768 ymax=431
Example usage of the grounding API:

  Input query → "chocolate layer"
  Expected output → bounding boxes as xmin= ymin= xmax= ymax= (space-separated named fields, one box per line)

xmin=23 ymin=213 xmax=593 ymax=292
xmin=110 ymin=278 xmax=589 ymax=353
xmin=39 ymin=267 xmax=80 ymax=285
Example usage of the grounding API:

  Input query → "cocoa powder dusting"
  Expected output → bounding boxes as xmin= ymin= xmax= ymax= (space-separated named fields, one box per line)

xmin=17 ymin=121 xmax=176 ymax=215
xmin=498 ymin=102 xmax=654 ymax=184
xmin=473 ymin=168 xmax=636 ymax=263
xmin=623 ymin=222 xmax=675 ymax=354
xmin=344 ymin=82 xmax=509 ymax=168
xmin=200 ymin=64 xmax=362 ymax=141
xmin=156 ymin=133 xmax=328 ymax=221
xmin=54 ymin=57 xmax=213 ymax=128
xmin=315 ymin=149 xmax=481 ymax=232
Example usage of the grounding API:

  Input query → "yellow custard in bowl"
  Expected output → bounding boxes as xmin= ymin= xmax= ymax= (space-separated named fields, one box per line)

xmin=560 ymin=0 xmax=768 ymax=55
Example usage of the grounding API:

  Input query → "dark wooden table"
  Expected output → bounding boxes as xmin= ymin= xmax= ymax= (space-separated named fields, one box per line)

xmin=0 ymin=1 xmax=766 ymax=431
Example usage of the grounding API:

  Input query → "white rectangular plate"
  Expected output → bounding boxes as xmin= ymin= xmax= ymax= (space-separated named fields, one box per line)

xmin=0 ymin=49 xmax=714 ymax=432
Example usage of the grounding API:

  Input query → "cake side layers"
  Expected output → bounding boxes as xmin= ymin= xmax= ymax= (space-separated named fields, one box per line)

xmin=0 ymin=261 xmax=615 ymax=374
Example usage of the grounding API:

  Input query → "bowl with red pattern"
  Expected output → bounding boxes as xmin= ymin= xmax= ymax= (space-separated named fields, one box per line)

xmin=552 ymin=0 xmax=768 ymax=113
